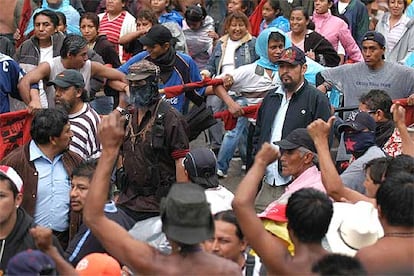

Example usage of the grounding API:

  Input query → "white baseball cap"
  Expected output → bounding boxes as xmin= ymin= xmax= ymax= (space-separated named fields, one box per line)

xmin=0 ymin=165 xmax=23 ymax=192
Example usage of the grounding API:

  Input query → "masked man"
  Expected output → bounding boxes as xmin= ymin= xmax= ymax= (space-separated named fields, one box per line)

xmin=116 ymin=60 xmax=190 ymax=222
xmin=338 ymin=111 xmax=386 ymax=194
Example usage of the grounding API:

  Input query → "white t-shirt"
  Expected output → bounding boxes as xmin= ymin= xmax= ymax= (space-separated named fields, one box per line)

xmin=221 ymin=39 xmax=240 ymax=74
xmin=39 ymin=45 xmax=54 ymax=107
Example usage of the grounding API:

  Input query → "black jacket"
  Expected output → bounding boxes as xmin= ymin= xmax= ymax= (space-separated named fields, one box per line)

xmin=304 ymin=31 xmax=340 ymax=67
xmin=252 ymin=80 xmax=331 ymax=158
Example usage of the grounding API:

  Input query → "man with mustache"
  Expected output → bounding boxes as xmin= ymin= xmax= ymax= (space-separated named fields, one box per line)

xmin=252 ymin=46 xmax=331 ymax=212
xmin=49 ymin=69 xmax=101 ymax=160
xmin=0 ymin=108 xmax=83 ymax=249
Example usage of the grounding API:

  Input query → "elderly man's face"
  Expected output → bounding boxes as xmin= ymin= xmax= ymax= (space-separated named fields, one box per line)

xmin=280 ymin=148 xmax=310 ymax=178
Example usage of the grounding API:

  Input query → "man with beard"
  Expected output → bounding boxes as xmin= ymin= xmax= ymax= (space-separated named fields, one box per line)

xmin=0 ymin=108 xmax=83 ymax=249
xmin=118 ymin=24 xmax=204 ymax=114
xmin=252 ymin=46 xmax=331 ymax=212
xmin=115 ymin=59 xmax=190 ymax=222
xmin=48 ymin=69 xmax=101 ymax=160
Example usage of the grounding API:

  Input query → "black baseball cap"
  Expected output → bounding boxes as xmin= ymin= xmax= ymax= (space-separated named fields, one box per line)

xmin=183 ymin=148 xmax=219 ymax=189
xmin=139 ymin=24 xmax=173 ymax=46
xmin=362 ymin=31 xmax=386 ymax=48
xmin=273 ymin=128 xmax=316 ymax=153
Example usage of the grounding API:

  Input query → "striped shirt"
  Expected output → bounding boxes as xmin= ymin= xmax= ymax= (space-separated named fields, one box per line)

xmin=69 ymin=103 xmax=101 ymax=160
xmin=384 ymin=14 xmax=410 ymax=52
xmin=99 ymin=11 xmax=125 ymax=61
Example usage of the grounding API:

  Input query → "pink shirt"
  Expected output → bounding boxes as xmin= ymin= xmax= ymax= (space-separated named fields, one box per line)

xmin=261 ymin=166 xmax=326 ymax=215
xmin=312 ymin=12 xmax=363 ymax=62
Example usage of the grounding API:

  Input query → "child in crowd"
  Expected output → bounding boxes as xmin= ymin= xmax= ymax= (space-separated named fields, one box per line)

xmin=260 ymin=0 xmax=290 ymax=33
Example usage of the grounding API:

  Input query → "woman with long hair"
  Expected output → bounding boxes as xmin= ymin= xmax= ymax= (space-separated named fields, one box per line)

xmin=375 ymin=0 xmax=414 ymax=62
xmin=287 ymin=7 xmax=340 ymax=67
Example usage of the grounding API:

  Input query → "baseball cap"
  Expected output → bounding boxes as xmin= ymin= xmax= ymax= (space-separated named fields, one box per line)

xmin=0 ymin=165 xmax=23 ymax=192
xmin=139 ymin=24 xmax=173 ymax=46
xmin=338 ymin=111 xmax=376 ymax=133
xmin=47 ymin=69 xmax=85 ymax=88
xmin=362 ymin=31 xmax=386 ymax=48
xmin=126 ymin=59 xmax=160 ymax=81
xmin=7 ymin=249 xmax=56 ymax=275
xmin=161 ymin=183 xmax=214 ymax=245
xmin=277 ymin=46 xmax=306 ymax=65
xmin=273 ymin=128 xmax=316 ymax=153
xmin=75 ymin=253 xmax=121 ymax=276
xmin=183 ymin=148 xmax=219 ymax=189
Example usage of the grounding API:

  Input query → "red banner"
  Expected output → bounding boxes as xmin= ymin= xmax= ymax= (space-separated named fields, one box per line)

xmin=0 ymin=110 xmax=32 ymax=160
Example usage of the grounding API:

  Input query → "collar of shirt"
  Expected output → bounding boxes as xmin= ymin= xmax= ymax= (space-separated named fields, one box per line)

xmin=104 ymin=201 xmax=118 ymax=213
xmin=29 ymin=140 xmax=63 ymax=163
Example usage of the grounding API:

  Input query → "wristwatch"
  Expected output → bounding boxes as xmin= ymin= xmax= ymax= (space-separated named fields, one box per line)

xmin=116 ymin=106 xmax=128 ymax=116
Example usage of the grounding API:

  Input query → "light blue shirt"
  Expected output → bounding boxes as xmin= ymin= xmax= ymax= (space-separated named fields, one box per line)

xmin=30 ymin=140 xmax=70 ymax=231
xmin=265 ymin=86 xmax=291 ymax=186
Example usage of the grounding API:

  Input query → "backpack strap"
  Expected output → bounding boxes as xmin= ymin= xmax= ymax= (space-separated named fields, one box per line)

xmin=152 ymin=101 xmax=169 ymax=150
xmin=245 ymin=252 xmax=256 ymax=276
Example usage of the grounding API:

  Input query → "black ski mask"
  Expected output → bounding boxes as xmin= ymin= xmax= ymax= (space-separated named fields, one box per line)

xmin=129 ymin=75 xmax=160 ymax=108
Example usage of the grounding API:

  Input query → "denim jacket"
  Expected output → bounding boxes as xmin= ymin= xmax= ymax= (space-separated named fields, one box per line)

xmin=205 ymin=33 xmax=259 ymax=76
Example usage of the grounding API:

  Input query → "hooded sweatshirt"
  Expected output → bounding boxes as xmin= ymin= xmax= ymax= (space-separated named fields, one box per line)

xmin=0 ymin=208 xmax=37 ymax=271
xmin=0 ymin=208 xmax=63 ymax=271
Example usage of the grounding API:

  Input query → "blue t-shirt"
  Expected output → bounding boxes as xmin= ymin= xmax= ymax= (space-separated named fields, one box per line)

xmin=0 ymin=54 xmax=24 ymax=113
xmin=119 ymin=51 xmax=205 ymax=113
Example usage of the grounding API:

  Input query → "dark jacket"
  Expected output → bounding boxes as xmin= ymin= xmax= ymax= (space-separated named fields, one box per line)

xmin=0 ymin=208 xmax=62 ymax=271
xmin=14 ymin=31 xmax=65 ymax=72
xmin=334 ymin=0 xmax=369 ymax=47
xmin=252 ymin=80 xmax=331 ymax=157
xmin=0 ymin=143 xmax=83 ymax=216
xmin=65 ymin=202 xmax=135 ymax=266
xmin=304 ymin=31 xmax=340 ymax=67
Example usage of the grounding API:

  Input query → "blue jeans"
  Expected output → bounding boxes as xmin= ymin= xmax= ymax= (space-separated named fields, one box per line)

xmin=90 ymin=96 xmax=114 ymax=115
xmin=217 ymin=97 xmax=248 ymax=173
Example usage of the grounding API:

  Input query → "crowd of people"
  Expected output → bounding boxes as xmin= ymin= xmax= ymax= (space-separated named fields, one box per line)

xmin=0 ymin=0 xmax=414 ymax=275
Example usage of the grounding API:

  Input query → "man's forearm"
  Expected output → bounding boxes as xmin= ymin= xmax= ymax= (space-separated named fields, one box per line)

xmin=17 ymin=79 xmax=32 ymax=104
xmin=45 ymin=246 xmax=78 ymax=275
xmin=314 ymin=137 xmax=344 ymax=200
xmin=214 ymin=85 xmax=236 ymax=107
xmin=108 ymin=80 xmax=128 ymax=93
xmin=397 ymin=124 xmax=414 ymax=157
xmin=28 ymin=88 xmax=40 ymax=104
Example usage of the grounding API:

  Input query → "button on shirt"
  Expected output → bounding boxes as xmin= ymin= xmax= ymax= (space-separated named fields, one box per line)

xmin=30 ymin=140 xmax=70 ymax=231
